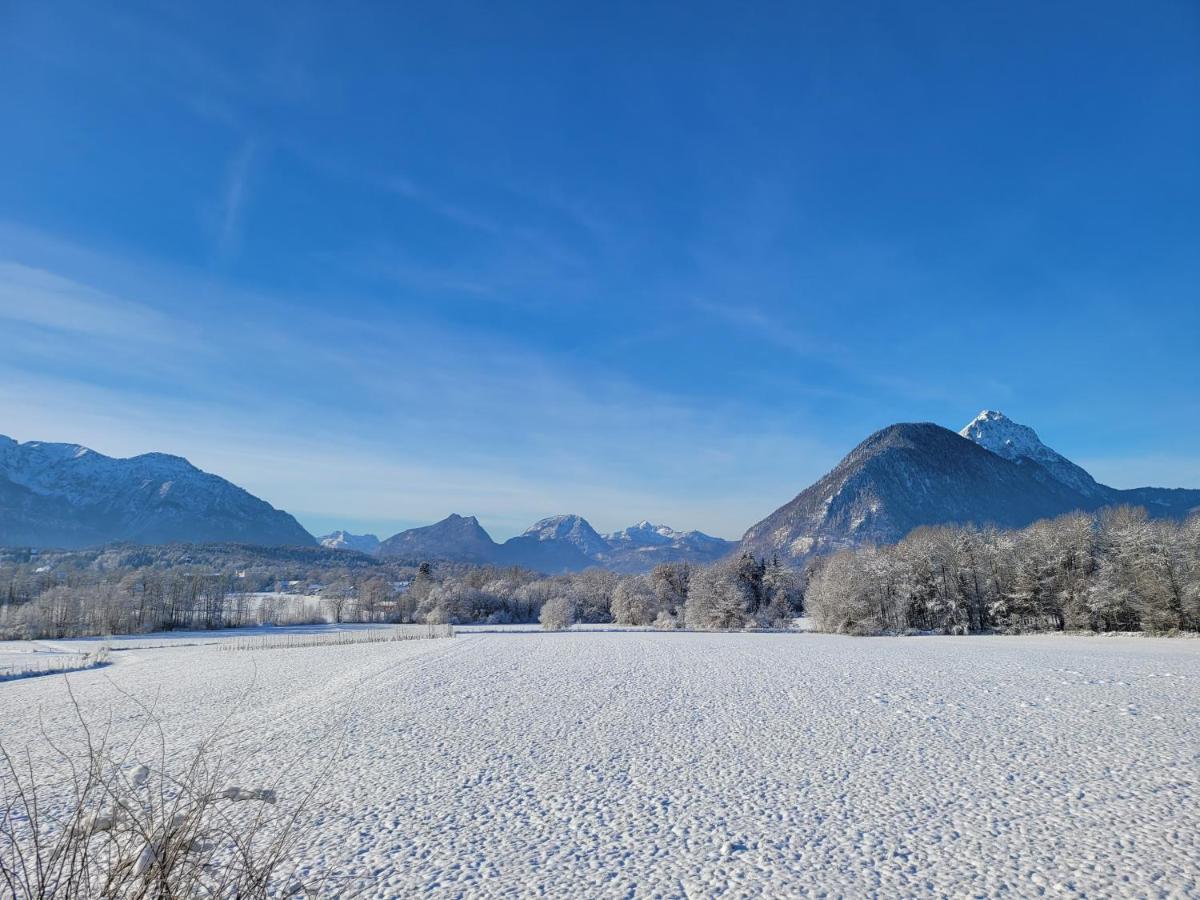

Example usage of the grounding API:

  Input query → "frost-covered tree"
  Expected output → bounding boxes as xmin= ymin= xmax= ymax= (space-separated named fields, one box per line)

xmin=571 ymin=569 xmax=619 ymax=623
xmin=323 ymin=577 xmax=355 ymax=624
xmin=804 ymin=550 xmax=864 ymax=634
xmin=730 ymin=553 xmax=767 ymax=615
xmin=356 ymin=576 xmax=392 ymax=623
xmin=799 ymin=507 xmax=1200 ymax=636
xmin=539 ymin=596 xmax=575 ymax=631
xmin=611 ymin=576 xmax=659 ymax=625
xmin=512 ymin=579 xmax=555 ymax=622
xmin=761 ymin=560 xmax=801 ymax=627
xmin=684 ymin=561 xmax=755 ymax=630
xmin=650 ymin=563 xmax=690 ymax=618
xmin=1048 ymin=513 xmax=1097 ymax=630
xmin=1179 ymin=516 xmax=1200 ymax=630
xmin=1087 ymin=507 xmax=1148 ymax=631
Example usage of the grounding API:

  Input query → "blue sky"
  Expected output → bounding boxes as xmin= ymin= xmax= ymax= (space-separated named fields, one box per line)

xmin=1 ymin=0 xmax=1197 ymax=540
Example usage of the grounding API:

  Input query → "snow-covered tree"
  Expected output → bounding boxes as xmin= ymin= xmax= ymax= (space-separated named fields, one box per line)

xmin=579 ymin=570 xmax=620 ymax=623
xmin=684 ymin=561 xmax=755 ymax=631
xmin=539 ymin=596 xmax=575 ymax=631
xmin=804 ymin=551 xmax=863 ymax=634
xmin=650 ymin=563 xmax=690 ymax=617
xmin=610 ymin=576 xmax=659 ymax=626
xmin=761 ymin=560 xmax=801 ymax=627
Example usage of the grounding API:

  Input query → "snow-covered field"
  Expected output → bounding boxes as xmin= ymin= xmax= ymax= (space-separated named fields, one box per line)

xmin=0 ymin=622 xmax=399 ymax=677
xmin=1 ymin=630 xmax=1197 ymax=897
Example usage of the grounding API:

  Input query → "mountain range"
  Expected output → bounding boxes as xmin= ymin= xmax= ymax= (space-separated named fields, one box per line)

xmin=373 ymin=513 xmax=735 ymax=573
xmin=0 ymin=435 xmax=315 ymax=549
xmin=2 ymin=411 xmax=1197 ymax=570
xmin=739 ymin=411 xmax=1200 ymax=564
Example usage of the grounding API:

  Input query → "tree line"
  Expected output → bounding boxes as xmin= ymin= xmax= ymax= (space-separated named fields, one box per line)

xmin=0 ymin=562 xmax=411 ymax=639
xmin=412 ymin=555 xmax=801 ymax=630
xmin=3 ymin=504 xmax=1196 ymax=639
xmin=0 ymin=551 xmax=803 ymax=639
xmin=806 ymin=506 xmax=1200 ymax=635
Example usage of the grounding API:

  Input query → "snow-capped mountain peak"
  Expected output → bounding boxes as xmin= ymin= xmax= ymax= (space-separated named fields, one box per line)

xmin=960 ymin=411 xmax=1054 ymax=462
xmin=603 ymin=521 xmax=735 ymax=560
xmin=522 ymin=515 xmax=610 ymax=556
xmin=959 ymin=410 xmax=1103 ymax=497
xmin=604 ymin=521 xmax=677 ymax=545
xmin=319 ymin=530 xmax=381 ymax=554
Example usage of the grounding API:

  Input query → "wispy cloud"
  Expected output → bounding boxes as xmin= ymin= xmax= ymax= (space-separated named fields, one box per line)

xmin=0 ymin=262 xmax=172 ymax=341
xmin=691 ymin=296 xmax=958 ymax=406
xmin=386 ymin=175 xmax=504 ymax=236
xmin=214 ymin=139 xmax=258 ymax=261
xmin=691 ymin=297 xmax=835 ymax=359
xmin=0 ymin=233 xmax=839 ymax=540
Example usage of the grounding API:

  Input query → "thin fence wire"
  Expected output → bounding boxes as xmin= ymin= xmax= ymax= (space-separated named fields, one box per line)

xmin=0 ymin=646 xmax=111 ymax=682
xmin=218 ymin=625 xmax=454 ymax=651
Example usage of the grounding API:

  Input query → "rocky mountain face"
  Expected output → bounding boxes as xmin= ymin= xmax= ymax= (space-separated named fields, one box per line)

xmin=492 ymin=515 xmax=600 ymax=571
xmin=319 ymin=530 xmax=381 ymax=554
xmin=377 ymin=513 xmax=734 ymax=573
xmin=740 ymin=412 xmax=1200 ymax=565
xmin=959 ymin=410 xmax=1105 ymax=498
xmin=376 ymin=514 xmax=497 ymax=564
xmin=0 ymin=435 xmax=316 ymax=549
xmin=521 ymin=515 xmax=611 ymax=557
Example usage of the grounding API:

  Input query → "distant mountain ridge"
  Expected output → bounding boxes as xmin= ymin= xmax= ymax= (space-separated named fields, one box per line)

xmin=8 ymin=412 xmax=1194 ymax=567
xmin=739 ymin=411 xmax=1200 ymax=565
xmin=0 ymin=435 xmax=315 ymax=549
xmin=319 ymin=530 xmax=381 ymax=554
xmin=377 ymin=513 xmax=734 ymax=573
xmin=602 ymin=521 xmax=737 ymax=570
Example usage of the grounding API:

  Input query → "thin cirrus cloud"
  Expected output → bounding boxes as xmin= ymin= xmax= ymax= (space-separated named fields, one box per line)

xmin=214 ymin=139 xmax=259 ymax=261
xmin=0 ymin=238 xmax=838 ymax=539
xmin=0 ymin=359 xmax=812 ymax=541
xmin=0 ymin=261 xmax=173 ymax=342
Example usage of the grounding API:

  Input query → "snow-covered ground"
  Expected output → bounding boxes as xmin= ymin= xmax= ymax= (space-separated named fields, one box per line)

xmin=0 ymin=621 xmax=396 ymax=676
xmin=1 ymin=631 xmax=1196 ymax=897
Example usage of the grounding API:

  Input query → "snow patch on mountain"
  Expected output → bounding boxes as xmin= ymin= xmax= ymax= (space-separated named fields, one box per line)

xmin=960 ymin=410 xmax=1104 ymax=497
xmin=0 ymin=434 xmax=315 ymax=548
